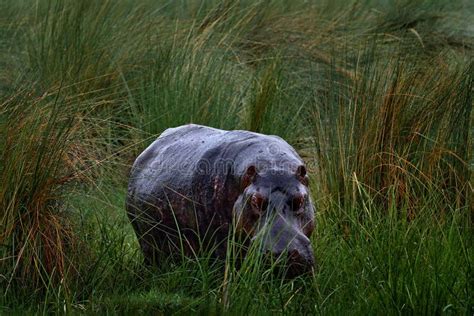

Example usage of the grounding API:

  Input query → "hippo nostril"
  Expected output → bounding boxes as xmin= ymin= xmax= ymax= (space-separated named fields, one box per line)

xmin=260 ymin=248 xmax=315 ymax=278
xmin=288 ymin=249 xmax=301 ymax=261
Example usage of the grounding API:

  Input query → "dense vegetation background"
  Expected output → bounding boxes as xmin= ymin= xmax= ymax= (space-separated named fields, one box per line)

xmin=0 ymin=0 xmax=472 ymax=314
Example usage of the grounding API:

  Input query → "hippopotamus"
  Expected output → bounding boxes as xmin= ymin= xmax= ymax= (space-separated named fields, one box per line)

xmin=126 ymin=124 xmax=315 ymax=276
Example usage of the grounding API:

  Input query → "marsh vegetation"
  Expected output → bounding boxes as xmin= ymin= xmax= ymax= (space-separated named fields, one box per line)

xmin=0 ymin=0 xmax=472 ymax=314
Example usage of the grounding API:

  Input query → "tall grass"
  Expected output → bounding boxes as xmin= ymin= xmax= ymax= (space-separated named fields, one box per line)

xmin=310 ymin=51 xmax=472 ymax=217
xmin=0 ymin=86 xmax=77 ymax=293
xmin=0 ymin=0 xmax=472 ymax=314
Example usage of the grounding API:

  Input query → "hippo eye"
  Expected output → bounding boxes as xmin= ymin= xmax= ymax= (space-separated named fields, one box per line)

xmin=292 ymin=196 xmax=305 ymax=214
xmin=251 ymin=194 xmax=268 ymax=214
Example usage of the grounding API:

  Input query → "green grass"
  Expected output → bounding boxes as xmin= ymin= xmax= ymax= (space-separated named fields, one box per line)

xmin=0 ymin=0 xmax=473 ymax=314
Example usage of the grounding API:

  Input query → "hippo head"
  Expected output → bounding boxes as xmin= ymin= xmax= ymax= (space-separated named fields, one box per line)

xmin=233 ymin=165 xmax=315 ymax=277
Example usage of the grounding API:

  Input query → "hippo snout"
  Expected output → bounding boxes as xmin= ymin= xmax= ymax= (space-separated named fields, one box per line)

xmin=271 ymin=235 xmax=315 ymax=277
xmin=256 ymin=224 xmax=315 ymax=277
xmin=262 ymin=244 xmax=315 ymax=278
xmin=285 ymin=246 xmax=315 ymax=277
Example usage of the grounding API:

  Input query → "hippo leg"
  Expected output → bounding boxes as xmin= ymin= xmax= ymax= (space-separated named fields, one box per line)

xmin=126 ymin=200 xmax=164 ymax=266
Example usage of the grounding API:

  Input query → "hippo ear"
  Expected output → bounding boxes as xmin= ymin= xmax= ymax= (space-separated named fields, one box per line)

xmin=296 ymin=165 xmax=309 ymax=186
xmin=242 ymin=165 xmax=258 ymax=188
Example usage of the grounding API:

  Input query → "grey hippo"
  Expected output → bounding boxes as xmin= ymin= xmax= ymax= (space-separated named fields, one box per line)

xmin=126 ymin=124 xmax=316 ymax=276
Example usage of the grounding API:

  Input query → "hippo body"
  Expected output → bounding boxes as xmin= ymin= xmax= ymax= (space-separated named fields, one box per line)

xmin=126 ymin=124 xmax=315 ymax=275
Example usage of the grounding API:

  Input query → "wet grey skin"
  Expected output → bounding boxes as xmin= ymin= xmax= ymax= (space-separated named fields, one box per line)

xmin=126 ymin=124 xmax=316 ymax=277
